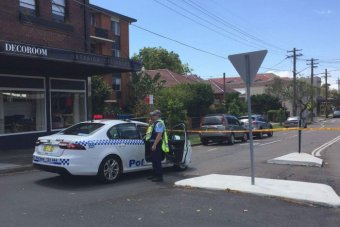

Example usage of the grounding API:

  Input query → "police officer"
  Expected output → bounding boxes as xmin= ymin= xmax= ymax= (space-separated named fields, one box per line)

xmin=146 ymin=110 xmax=169 ymax=182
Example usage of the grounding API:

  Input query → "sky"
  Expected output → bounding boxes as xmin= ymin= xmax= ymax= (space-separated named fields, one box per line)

xmin=91 ymin=0 xmax=340 ymax=89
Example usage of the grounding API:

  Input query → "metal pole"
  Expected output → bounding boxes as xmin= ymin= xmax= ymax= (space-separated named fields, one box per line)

xmin=223 ymin=72 xmax=226 ymax=101
xmin=310 ymin=58 xmax=314 ymax=123
xmin=298 ymin=119 xmax=302 ymax=153
xmin=325 ymin=69 xmax=329 ymax=118
xmin=246 ymin=55 xmax=255 ymax=185
xmin=293 ymin=48 xmax=297 ymax=116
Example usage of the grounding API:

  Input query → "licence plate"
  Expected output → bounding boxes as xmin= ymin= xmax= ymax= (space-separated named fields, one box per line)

xmin=43 ymin=145 xmax=54 ymax=152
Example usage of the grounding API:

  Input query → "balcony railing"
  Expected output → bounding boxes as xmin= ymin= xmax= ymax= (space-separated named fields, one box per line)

xmin=94 ymin=27 xmax=109 ymax=39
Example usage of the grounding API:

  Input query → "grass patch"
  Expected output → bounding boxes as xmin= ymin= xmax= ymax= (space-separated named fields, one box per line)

xmin=272 ymin=123 xmax=284 ymax=129
xmin=189 ymin=133 xmax=201 ymax=145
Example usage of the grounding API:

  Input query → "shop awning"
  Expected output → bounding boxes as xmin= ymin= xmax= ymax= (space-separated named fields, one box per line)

xmin=0 ymin=41 xmax=141 ymax=77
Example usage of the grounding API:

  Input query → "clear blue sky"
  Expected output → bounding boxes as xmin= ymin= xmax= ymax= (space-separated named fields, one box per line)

xmin=91 ymin=0 xmax=340 ymax=88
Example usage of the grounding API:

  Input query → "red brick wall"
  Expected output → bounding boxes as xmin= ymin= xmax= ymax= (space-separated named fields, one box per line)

xmin=0 ymin=0 xmax=87 ymax=52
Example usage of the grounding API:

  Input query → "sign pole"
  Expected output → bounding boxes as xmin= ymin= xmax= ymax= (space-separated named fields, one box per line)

xmin=245 ymin=55 xmax=255 ymax=185
xmin=228 ymin=49 xmax=267 ymax=186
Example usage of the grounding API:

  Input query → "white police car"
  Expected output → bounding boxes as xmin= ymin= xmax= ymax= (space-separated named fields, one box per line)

xmin=33 ymin=120 xmax=192 ymax=183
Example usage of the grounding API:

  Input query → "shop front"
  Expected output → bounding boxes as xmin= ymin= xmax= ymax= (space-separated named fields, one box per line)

xmin=0 ymin=40 xmax=140 ymax=149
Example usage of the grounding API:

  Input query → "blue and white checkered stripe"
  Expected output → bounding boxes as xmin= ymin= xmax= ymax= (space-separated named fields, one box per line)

xmin=33 ymin=155 xmax=70 ymax=166
xmin=75 ymin=139 xmax=144 ymax=148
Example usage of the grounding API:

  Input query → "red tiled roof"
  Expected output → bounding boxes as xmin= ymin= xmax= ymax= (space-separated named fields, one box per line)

xmin=144 ymin=69 xmax=196 ymax=87
xmin=144 ymin=69 xmax=238 ymax=94
xmin=210 ymin=73 xmax=278 ymax=85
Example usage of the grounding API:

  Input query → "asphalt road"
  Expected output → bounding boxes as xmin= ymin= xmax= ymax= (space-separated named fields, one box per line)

xmin=1 ymin=119 xmax=340 ymax=227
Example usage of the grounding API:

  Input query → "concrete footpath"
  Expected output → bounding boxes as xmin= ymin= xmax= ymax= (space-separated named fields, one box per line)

xmin=0 ymin=149 xmax=34 ymax=174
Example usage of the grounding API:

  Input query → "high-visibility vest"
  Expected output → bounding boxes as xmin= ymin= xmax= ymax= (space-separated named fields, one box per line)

xmin=145 ymin=119 xmax=169 ymax=153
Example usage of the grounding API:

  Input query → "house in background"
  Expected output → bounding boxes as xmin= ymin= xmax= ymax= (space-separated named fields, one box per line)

xmin=144 ymin=69 xmax=238 ymax=104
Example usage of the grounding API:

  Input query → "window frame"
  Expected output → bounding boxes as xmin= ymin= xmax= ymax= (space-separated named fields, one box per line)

xmin=19 ymin=0 xmax=37 ymax=16
xmin=107 ymin=123 xmax=142 ymax=140
xmin=0 ymin=74 xmax=47 ymax=136
xmin=52 ymin=0 xmax=66 ymax=22
xmin=49 ymin=78 xmax=87 ymax=132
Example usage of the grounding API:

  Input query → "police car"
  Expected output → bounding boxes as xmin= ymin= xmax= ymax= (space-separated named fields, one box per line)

xmin=33 ymin=120 xmax=192 ymax=183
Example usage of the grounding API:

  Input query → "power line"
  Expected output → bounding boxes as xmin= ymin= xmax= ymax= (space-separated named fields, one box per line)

xmin=183 ymin=0 xmax=287 ymax=53
xmin=152 ymin=0 xmax=262 ymax=50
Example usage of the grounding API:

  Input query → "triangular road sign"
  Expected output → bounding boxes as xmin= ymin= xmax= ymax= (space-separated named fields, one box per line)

xmin=228 ymin=50 xmax=267 ymax=85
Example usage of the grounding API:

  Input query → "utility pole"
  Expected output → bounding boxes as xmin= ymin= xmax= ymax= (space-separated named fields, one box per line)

xmin=322 ymin=69 xmax=331 ymax=118
xmin=337 ymin=77 xmax=340 ymax=93
xmin=306 ymin=58 xmax=318 ymax=122
xmin=287 ymin=48 xmax=303 ymax=116
xmin=223 ymin=72 xmax=226 ymax=101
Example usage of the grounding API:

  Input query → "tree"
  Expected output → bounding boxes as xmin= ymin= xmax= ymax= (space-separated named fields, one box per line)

xmin=183 ymin=83 xmax=214 ymax=117
xmin=283 ymin=80 xmax=316 ymax=118
xmin=224 ymin=93 xmax=246 ymax=116
xmin=91 ymin=76 xmax=112 ymax=114
xmin=132 ymin=47 xmax=192 ymax=74
xmin=156 ymin=88 xmax=187 ymax=128
xmin=129 ymin=71 xmax=165 ymax=116
xmin=251 ymin=94 xmax=282 ymax=115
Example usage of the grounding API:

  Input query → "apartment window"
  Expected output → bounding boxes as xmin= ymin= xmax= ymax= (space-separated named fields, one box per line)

xmin=111 ymin=18 xmax=120 ymax=36
xmin=52 ymin=0 xmax=66 ymax=22
xmin=20 ymin=0 xmax=36 ymax=16
xmin=90 ymin=13 xmax=97 ymax=26
xmin=112 ymin=38 xmax=121 ymax=57
xmin=112 ymin=73 xmax=121 ymax=91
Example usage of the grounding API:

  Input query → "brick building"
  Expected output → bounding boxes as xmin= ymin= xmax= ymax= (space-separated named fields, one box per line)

xmin=0 ymin=0 xmax=139 ymax=149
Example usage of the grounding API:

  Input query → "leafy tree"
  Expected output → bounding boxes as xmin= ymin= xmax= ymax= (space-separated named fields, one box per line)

xmin=132 ymin=47 xmax=192 ymax=74
xmin=156 ymin=88 xmax=187 ymax=128
xmin=251 ymin=94 xmax=282 ymax=115
xmin=129 ymin=71 xmax=165 ymax=116
xmin=224 ymin=93 xmax=246 ymax=116
xmin=91 ymin=76 xmax=112 ymax=114
xmin=183 ymin=83 xmax=214 ymax=117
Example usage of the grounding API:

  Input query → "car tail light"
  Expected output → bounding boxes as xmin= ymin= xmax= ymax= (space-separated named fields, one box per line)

xmin=35 ymin=140 xmax=42 ymax=146
xmin=59 ymin=142 xmax=86 ymax=150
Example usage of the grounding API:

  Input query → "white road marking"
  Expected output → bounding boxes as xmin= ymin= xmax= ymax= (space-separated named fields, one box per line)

xmin=288 ymin=135 xmax=298 ymax=139
xmin=260 ymin=140 xmax=281 ymax=146
xmin=207 ymin=148 xmax=217 ymax=151
xmin=311 ymin=135 xmax=340 ymax=157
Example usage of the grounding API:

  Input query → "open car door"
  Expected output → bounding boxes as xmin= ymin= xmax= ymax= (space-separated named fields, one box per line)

xmin=168 ymin=123 xmax=192 ymax=170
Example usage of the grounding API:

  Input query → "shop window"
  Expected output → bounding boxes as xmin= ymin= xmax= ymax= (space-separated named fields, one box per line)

xmin=20 ymin=0 xmax=36 ymax=16
xmin=50 ymin=79 xmax=86 ymax=130
xmin=52 ymin=0 xmax=66 ymax=22
xmin=112 ymin=73 xmax=121 ymax=91
xmin=0 ymin=75 xmax=46 ymax=135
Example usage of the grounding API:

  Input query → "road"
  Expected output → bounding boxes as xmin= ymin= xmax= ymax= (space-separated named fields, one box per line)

xmin=1 ymin=119 xmax=340 ymax=227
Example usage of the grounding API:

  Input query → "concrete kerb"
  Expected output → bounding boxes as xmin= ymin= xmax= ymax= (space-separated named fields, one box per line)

xmin=267 ymin=152 xmax=323 ymax=167
xmin=175 ymin=174 xmax=340 ymax=208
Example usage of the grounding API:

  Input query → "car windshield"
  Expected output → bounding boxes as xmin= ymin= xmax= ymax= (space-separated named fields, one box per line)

xmin=202 ymin=116 xmax=223 ymax=125
xmin=59 ymin=123 xmax=105 ymax=136
xmin=287 ymin=117 xmax=299 ymax=121
xmin=334 ymin=111 xmax=340 ymax=114
xmin=239 ymin=116 xmax=255 ymax=121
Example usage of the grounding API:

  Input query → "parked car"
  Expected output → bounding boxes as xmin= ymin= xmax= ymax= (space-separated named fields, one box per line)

xmin=199 ymin=114 xmax=248 ymax=145
xmin=283 ymin=116 xmax=307 ymax=128
xmin=238 ymin=115 xmax=273 ymax=139
xmin=333 ymin=110 xmax=340 ymax=118
xmin=33 ymin=120 xmax=192 ymax=183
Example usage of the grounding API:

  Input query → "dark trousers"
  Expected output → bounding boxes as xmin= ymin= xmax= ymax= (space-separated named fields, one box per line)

xmin=151 ymin=143 xmax=163 ymax=178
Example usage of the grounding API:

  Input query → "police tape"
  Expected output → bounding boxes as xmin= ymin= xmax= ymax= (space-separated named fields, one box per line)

xmin=171 ymin=127 xmax=340 ymax=134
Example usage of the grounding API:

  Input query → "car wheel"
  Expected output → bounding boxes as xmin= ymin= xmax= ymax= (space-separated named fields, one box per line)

xmin=241 ymin=133 xmax=248 ymax=142
xmin=97 ymin=155 xmax=122 ymax=183
xmin=257 ymin=130 xmax=263 ymax=139
xmin=174 ymin=163 xmax=188 ymax=171
xmin=228 ymin=134 xmax=235 ymax=145
xmin=201 ymin=138 xmax=209 ymax=146
xmin=267 ymin=128 xmax=273 ymax=137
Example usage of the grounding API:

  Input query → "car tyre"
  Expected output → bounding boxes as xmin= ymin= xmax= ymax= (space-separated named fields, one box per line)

xmin=174 ymin=163 xmax=188 ymax=171
xmin=267 ymin=128 xmax=273 ymax=137
xmin=241 ymin=133 xmax=248 ymax=142
xmin=228 ymin=134 xmax=235 ymax=145
xmin=257 ymin=130 xmax=263 ymax=139
xmin=201 ymin=138 xmax=209 ymax=146
xmin=97 ymin=155 xmax=122 ymax=183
